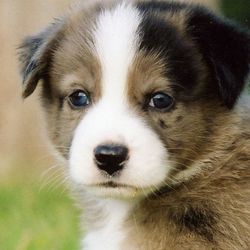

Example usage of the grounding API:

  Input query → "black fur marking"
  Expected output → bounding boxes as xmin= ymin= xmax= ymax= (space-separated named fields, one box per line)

xmin=41 ymin=76 xmax=53 ymax=105
xmin=187 ymin=8 xmax=250 ymax=109
xmin=24 ymin=60 xmax=38 ymax=80
xmin=137 ymin=1 xmax=186 ymax=14
xmin=19 ymin=35 xmax=48 ymax=97
xmin=19 ymin=21 xmax=63 ymax=98
xmin=176 ymin=115 xmax=183 ymax=122
xmin=159 ymin=119 xmax=167 ymax=129
xmin=170 ymin=205 xmax=218 ymax=242
xmin=19 ymin=37 xmax=43 ymax=77
xmin=137 ymin=12 xmax=201 ymax=98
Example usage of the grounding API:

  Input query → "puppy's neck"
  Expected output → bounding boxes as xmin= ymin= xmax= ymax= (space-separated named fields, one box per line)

xmin=82 ymin=196 xmax=136 ymax=250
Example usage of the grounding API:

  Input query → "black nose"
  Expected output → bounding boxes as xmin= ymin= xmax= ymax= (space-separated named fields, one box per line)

xmin=94 ymin=144 xmax=128 ymax=176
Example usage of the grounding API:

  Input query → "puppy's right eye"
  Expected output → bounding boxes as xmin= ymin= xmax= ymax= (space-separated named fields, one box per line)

xmin=68 ymin=90 xmax=90 ymax=108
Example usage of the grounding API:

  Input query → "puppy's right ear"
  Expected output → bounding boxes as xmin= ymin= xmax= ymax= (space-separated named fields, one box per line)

xmin=18 ymin=21 xmax=64 ymax=98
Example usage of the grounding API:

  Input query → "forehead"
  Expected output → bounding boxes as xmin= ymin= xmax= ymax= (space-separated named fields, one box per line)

xmin=51 ymin=1 xmax=200 ymax=98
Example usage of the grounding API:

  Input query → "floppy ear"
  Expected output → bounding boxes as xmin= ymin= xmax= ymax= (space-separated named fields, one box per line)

xmin=187 ymin=8 xmax=250 ymax=109
xmin=18 ymin=20 xmax=63 ymax=98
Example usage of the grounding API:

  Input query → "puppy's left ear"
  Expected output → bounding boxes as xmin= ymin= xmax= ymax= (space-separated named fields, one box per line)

xmin=18 ymin=21 xmax=64 ymax=98
xmin=187 ymin=8 xmax=250 ymax=109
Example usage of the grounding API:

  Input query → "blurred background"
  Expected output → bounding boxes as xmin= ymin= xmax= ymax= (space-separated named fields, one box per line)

xmin=0 ymin=0 xmax=249 ymax=249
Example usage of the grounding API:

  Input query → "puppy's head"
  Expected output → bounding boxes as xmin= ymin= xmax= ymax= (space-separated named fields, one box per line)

xmin=19 ymin=1 xmax=250 ymax=199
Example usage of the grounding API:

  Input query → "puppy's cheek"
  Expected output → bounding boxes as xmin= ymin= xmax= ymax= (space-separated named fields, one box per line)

xmin=121 ymin=130 xmax=170 ymax=188
xmin=44 ymin=102 xmax=85 ymax=160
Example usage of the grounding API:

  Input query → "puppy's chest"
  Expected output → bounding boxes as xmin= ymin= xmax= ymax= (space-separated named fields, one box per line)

xmin=82 ymin=200 xmax=134 ymax=250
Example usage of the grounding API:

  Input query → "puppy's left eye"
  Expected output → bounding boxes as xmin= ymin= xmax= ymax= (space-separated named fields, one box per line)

xmin=149 ymin=93 xmax=174 ymax=111
xmin=68 ymin=90 xmax=90 ymax=108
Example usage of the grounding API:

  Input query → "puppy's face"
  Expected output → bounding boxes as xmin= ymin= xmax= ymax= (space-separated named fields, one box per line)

xmin=19 ymin=1 xmax=250 ymax=198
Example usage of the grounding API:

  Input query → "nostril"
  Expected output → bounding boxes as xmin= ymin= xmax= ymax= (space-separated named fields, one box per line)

xmin=94 ymin=144 xmax=129 ymax=176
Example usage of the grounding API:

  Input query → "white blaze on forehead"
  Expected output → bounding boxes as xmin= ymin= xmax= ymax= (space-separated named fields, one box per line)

xmin=93 ymin=3 xmax=141 ymax=100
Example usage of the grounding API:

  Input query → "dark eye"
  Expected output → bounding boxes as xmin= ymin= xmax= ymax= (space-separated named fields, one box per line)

xmin=148 ymin=92 xmax=174 ymax=111
xmin=68 ymin=90 xmax=90 ymax=108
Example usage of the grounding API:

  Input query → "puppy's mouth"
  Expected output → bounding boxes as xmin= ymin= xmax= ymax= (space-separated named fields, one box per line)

xmin=86 ymin=181 xmax=149 ymax=199
xmin=93 ymin=181 xmax=137 ymax=189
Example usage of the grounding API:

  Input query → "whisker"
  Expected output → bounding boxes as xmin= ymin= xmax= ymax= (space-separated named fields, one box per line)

xmin=38 ymin=166 xmax=63 ymax=193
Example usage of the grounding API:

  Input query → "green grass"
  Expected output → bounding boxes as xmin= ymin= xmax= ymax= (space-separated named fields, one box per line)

xmin=0 ymin=174 xmax=80 ymax=250
xmin=221 ymin=0 xmax=250 ymax=28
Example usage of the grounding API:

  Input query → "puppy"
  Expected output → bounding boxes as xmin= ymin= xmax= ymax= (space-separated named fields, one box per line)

xmin=19 ymin=1 xmax=250 ymax=249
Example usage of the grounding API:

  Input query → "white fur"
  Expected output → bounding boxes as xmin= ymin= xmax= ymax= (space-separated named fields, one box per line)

xmin=82 ymin=199 xmax=135 ymax=250
xmin=93 ymin=2 xmax=141 ymax=101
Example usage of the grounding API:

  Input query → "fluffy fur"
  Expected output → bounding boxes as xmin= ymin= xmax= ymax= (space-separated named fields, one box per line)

xmin=18 ymin=1 xmax=250 ymax=249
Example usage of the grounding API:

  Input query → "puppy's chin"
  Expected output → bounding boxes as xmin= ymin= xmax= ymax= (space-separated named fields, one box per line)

xmin=84 ymin=182 xmax=154 ymax=200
